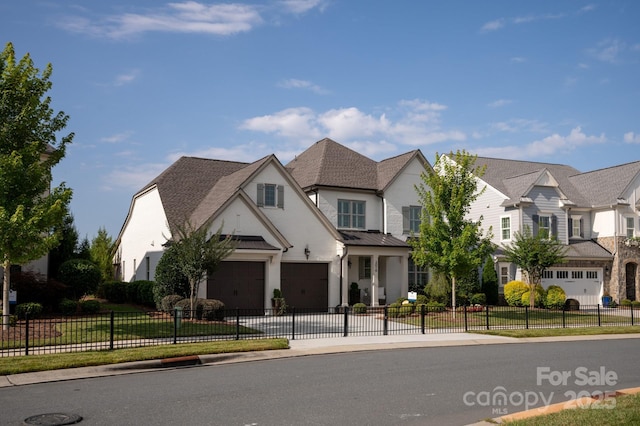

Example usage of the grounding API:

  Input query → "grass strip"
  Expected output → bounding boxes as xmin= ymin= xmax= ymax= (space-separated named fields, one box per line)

xmin=472 ymin=326 xmax=640 ymax=338
xmin=0 ymin=338 xmax=289 ymax=375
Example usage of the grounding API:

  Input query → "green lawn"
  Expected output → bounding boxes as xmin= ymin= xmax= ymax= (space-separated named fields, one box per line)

xmin=502 ymin=392 xmax=640 ymax=425
xmin=0 ymin=339 xmax=289 ymax=375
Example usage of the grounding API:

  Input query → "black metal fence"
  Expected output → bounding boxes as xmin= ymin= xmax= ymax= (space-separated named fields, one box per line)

xmin=1 ymin=304 xmax=639 ymax=357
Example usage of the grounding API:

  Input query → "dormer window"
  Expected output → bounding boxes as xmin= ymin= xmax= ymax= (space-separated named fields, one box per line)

xmin=569 ymin=216 xmax=584 ymax=239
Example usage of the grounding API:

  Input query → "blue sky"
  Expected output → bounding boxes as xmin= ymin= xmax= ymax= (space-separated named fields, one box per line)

xmin=2 ymin=1 xmax=639 ymax=240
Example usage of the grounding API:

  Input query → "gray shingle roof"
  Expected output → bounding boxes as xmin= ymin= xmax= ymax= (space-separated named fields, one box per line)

xmin=339 ymin=230 xmax=409 ymax=247
xmin=286 ymin=138 xmax=427 ymax=192
xmin=566 ymin=240 xmax=612 ymax=259
xmin=475 ymin=157 xmax=589 ymax=206
xmin=139 ymin=157 xmax=249 ymax=234
xmin=569 ymin=161 xmax=640 ymax=207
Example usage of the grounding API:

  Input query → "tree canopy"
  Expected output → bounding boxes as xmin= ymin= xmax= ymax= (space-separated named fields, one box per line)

xmin=90 ymin=227 xmax=114 ymax=282
xmin=501 ymin=226 xmax=568 ymax=307
xmin=409 ymin=150 xmax=494 ymax=313
xmin=169 ymin=220 xmax=236 ymax=312
xmin=1 ymin=42 xmax=73 ymax=328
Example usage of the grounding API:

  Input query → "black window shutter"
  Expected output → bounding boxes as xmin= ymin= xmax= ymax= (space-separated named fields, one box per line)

xmin=277 ymin=185 xmax=284 ymax=208
xmin=551 ymin=215 xmax=557 ymax=237
xmin=532 ymin=214 xmax=539 ymax=236
xmin=257 ymin=183 xmax=264 ymax=207
xmin=568 ymin=218 xmax=573 ymax=237
xmin=580 ymin=218 xmax=584 ymax=238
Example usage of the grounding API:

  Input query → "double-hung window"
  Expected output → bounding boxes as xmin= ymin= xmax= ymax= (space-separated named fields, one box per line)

xmin=359 ymin=256 xmax=371 ymax=279
xmin=500 ymin=216 xmax=511 ymax=241
xmin=403 ymin=206 xmax=423 ymax=234
xmin=338 ymin=199 xmax=365 ymax=229
xmin=627 ymin=217 xmax=635 ymax=239
xmin=569 ymin=216 xmax=583 ymax=239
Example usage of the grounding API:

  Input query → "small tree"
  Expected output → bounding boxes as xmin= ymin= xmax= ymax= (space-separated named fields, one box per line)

xmin=481 ymin=257 xmax=499 ymax=305
xmin=90 ymin=227 xmax=114 ymax=282
xmin=48 ymin=211 xmax=79 ymax=279
xmin=1 ymin=42 xmax=73 ymax=329
xmin=169 ymin=221 xmax=236 ymax=313
xmin=153 ymin=243 xmax=190 ymax=308
xmin=58 ymin=259 xmax=101 ymax=300
xmin=501 ymin=226 xmax=567 ymax=308
xmin=410 ymin=150 xmax=494 ymax=316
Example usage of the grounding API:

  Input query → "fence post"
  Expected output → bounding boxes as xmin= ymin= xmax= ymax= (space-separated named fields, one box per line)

xmin=25 ymin=312 xmax=29 ymax=356
xmin=291 ymin=307 xmax=296 ymax=341
xmin=110 ymin=310 xmax=115 ymax=350
xmin=562 ymin=306 xmax=566 ymax=328
xmin=343 ymin=306 xmax=349 ymax=337
xmin=525 ymin=306 xmax=529 ymax=329
xmin=485 ymin=305 xmax=490 ymax=330
xmin=383 ymin=305 xmax=388 ymax=336
xmin=597 ymin=304 xmax=601 ymax=327
xmin=463 ymin=305 xmax=468 ymax=332
xmin=173 ymin=308 xmax=178 ymax=345
xmin=235 ymin=308 xmax=240 ymax=340
xmin=421 ymin=304 xmax=426 ymax=334
xmin=631 ymin=306 xmax=635 ymax=326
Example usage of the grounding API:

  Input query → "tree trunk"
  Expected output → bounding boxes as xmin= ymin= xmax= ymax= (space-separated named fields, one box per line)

xmin=451 ymin=276 xmax=456 ymax=319
xmin=2 ymin=260 xmax=10 ymax=331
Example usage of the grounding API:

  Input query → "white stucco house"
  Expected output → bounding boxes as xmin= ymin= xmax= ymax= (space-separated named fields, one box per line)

xmin=114 ymin=138 xmax=432 ymax=311
xmin=467 ymin=157 xmax=640 ymax=306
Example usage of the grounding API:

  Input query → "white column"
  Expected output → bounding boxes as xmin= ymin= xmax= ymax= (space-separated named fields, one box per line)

xmin=341 ymin=255 xmax=350 ymax=306
xmin=400 ymin=254 xmax=408 ymax=299
xmin=371 ymin=255 xmax=379 ymax=307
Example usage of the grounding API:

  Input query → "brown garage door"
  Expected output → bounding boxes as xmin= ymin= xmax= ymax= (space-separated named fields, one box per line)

xmin=207 ymin=261 xmax=265 ymax=312
xmin=281 ymin=263 xmax=328 ymax=312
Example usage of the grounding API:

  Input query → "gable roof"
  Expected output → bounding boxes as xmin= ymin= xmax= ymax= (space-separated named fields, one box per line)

xmin=569 ymin=161 xmax=640 ymax=207
xmin=474 ymin=157 xmax=588 ymax=207
xmin=285 ymin=137 xmax=429 ymax=192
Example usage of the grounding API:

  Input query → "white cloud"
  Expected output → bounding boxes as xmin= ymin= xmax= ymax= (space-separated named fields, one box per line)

xmin=240 ymin=99 xmax=466 ymax=148
xmin=588 ymin=38 xmax=625 ymax=63
xmin=280 ymin=0 xmax=326 ymax=14
xmin=278 ymin=78 xmax=329 ymax=94
xmin=58 ymin=2 xmax=263 ymax=39
xmin=104 ymin=162 xmax=169 ymax=191
xmin=624 ymin=132 xmax=640 ymax=144
xmin=100 ymin=131 xmax=133 ymax=143
xmin=476 ymin=126 xmax=606 ymax=159
xmin=114 ymin=70 xmax=140 ymax=86
xmin=57 ymin=1 xmax=328 ymax=39
xmin=491 ymin=119 xmax=548 ymax=134
xmin=480 ymin=19 xmax=505 ymax=32
xmin=488 ymin=99 xmax=512 ymax=108
xmin=510 ymin=57 xmax=526 ymax=63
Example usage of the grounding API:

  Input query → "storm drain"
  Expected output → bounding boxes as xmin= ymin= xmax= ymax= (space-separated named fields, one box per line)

xmin=23 ymin=413 xmax=82 ymax=425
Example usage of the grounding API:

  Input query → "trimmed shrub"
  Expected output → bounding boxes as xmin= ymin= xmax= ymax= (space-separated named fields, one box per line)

xmin=504 ymin=280 xmax=529 ymax=307
xmin=58 ymin=259 xmax=102 ymax=300
xmin=59 ymin=298 xmax=78 ymax=315
xmin=161 ymin=295 xmax=184 ymax=312
xmin=199 ymin=299 xmax=226 ymax=321
xmin=353 ymin=303 xmax=367 ymax=314
xmin=388 ymin=303 xmax=413 ymax=317
xmin=470 ymin=293 xmax=487 ymax=306
xmin=153 ymin=244 xmax=190 ymax=309
xmin=521 ymin=285 xmax=546 ymax=308
xmin=0 ymin=309 xmax=17 ymax=327
xmin=15 ymin=302 xmax=43 ymax=319
xmin=424 ymin=272 xmax=450 ymax=305
xmin=621 ymin=299 xmax=632 ymax=307
xmin=545 ymin=285 xmax=566 ymax=310
xmin=426 ymin=301 xmax=446 ymax=312
xmin=80 ymin=299 xmax=101 ymax=314
xmin=100 ymin=281 xmax=128 ymax=303
xmin=11 ymin=271 xmax=68 ymax=311
xmin=632 ymin=301 xmax=640 ymax=308
xmin=129 ymin=280 xmax=155 ymax=307
xmin=416 ymin=294 xmax=429 ymax=305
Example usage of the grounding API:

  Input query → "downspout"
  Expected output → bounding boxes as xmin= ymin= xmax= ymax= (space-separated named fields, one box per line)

xmin=376 ymin=191 xmax=386 ymax=234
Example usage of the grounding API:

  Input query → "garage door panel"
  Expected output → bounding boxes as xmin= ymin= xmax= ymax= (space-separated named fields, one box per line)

xmin=207 ymin=261 xmax=265 ymax=311
xmin=281 ymin=263 xmax=328 ymax=312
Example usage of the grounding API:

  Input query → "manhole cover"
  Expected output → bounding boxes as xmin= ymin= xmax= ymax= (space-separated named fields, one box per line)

xmin=24 ymin=413 xmax=82 ymax=425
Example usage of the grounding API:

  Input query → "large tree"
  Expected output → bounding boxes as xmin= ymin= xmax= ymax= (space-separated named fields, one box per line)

xmin=0 ymin=42 xmax=73 ymax=328
xmin=501 ymin=226 xmax=568 ymax=308
xmin=169 ymin=221 xmax=236 ymax=312
xmin=409 ymin=150 xmax=494 ymax=315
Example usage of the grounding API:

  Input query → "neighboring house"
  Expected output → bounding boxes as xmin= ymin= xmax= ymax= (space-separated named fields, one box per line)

xmin=114 ymin=138 xmax=432 ymax=311
xmin=468 ymin=157 xmax=640 ymax=306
